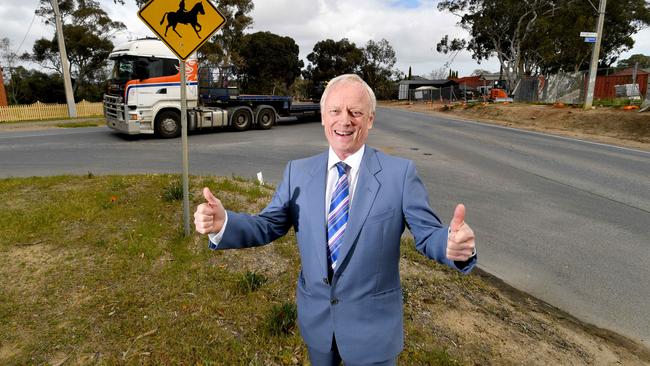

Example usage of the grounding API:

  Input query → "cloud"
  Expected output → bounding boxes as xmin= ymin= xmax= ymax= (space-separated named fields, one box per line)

xmin=2 ymin=0 xmax=648 ymax=77
xmin=249 ymin=0 xmax=500 ymax=76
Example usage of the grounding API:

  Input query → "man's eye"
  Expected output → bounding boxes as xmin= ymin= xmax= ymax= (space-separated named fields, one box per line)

xmin=329 ymin=109 xmax=339 ymax=114
xmin=351 ymin=111 xmax=363 ymax=117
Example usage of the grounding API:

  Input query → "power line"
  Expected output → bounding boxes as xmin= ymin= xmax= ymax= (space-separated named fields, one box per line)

xmin=15 ymin=11 xmax=38 ymax=55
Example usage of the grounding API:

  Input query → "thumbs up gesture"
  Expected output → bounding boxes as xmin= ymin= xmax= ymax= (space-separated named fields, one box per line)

xmin=446 ymin=203 xmax=476 ymax=261
xmin=194 ymin=187 xmax=226 ymax=234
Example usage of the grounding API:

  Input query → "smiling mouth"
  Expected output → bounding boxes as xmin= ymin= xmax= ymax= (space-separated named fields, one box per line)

xmin=335 ymin=130 xmax=353 ymax=136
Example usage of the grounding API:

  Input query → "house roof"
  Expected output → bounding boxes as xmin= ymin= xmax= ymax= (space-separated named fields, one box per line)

xmin=453 ymin=75 xmax=485 ymax=89
xmin=399 ymin=79 xmax=457 ymax=87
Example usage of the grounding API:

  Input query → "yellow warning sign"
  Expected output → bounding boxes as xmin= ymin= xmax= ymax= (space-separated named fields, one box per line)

xmin=138 ymin=0 xmax=226 ymax=60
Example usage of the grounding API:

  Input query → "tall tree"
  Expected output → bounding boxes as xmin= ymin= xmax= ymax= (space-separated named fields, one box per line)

xmin=1 ymin=38 xmax=20 ymax=104
xmin=360 ymin=39 xmax=398 ymax=99
xmin=198 ymin=0 xmax=254 ymax=86
xmin=437 ymin=0 xmax=560 ymax=90
xmin=528 ymin=0 xmax=650 ymax=73
xmin=4 ymin=66 xmax=67 ymax=104
xmin=304 ymin=38 xmax=364 ymax=86
xmin=616 ymin=54 xmax=650 ymax=69
xmin=237 ymin=31 xmax=303 ymax=95
xmin=428 ymin=67 xmax=448 ymax=80
xmin=26 ymin=0 xmax=125 ymax=101
xmin=436 ymin=0 xmax=650 ymax=88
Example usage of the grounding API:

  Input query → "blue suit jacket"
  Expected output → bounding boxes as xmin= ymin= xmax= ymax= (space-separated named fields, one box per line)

xmin=216 ymin=146 xmax=476 ymax=363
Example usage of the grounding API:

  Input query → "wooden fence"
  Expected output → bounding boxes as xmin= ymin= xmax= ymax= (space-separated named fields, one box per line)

xmin=0 ymin=100 xmax=103 ymax=122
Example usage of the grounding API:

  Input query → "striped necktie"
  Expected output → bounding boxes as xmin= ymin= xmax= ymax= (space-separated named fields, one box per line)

xmin=327 ymin=162 xmax=350 ymax=272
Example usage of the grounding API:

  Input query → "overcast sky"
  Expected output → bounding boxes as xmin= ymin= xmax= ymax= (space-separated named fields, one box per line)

xmin=2 ymin=0 xmax=649 ymax=77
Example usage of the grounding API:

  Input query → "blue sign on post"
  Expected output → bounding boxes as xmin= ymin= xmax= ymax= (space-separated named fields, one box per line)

xmin=584 ymin=37 xmax=597 ymax=43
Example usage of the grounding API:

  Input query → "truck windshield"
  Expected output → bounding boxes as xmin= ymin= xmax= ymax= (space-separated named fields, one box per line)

xmin=109 ymin=56 xmax=179 ymax=83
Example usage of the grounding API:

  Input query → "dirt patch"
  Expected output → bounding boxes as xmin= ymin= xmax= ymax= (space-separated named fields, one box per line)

xmin=0 ymin=117 xmax=105 ymax=132
xmin=400 ymin=258 xmax=650 ymax=365
xmin=381 ymin=101 xmax=650 ymax=151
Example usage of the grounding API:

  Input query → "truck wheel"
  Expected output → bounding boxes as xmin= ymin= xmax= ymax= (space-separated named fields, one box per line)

xmin=256 ymin=107 xmax=276 ymax=130
xmin=231 ymin=108 xmax=252 ymax=131
xmin=155 ymin=110 xmax=181 ymax=138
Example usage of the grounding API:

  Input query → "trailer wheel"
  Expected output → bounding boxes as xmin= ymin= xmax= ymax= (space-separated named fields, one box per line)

xmin=256 ymin=107 xmax=276 ymax=130
xmin=155 ymin=110 xmax=181 ymax=138
xmin=231 ymin=108 xmax=252 ymax=131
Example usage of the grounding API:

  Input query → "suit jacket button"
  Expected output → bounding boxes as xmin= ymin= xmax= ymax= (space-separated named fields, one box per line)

xmin=322 ymin=278 xmax=329 ymax=285
xmin=330 ymin=298 xmax=339 ymax=305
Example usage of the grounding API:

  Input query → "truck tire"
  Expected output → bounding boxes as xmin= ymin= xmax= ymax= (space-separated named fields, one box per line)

xmin=155 ymin=110 xmax=181 ymax=138
xmin=256 ymin=106 xmax=276 ymax=130
xmin=230 ymin=107 xmax=253 ymax=131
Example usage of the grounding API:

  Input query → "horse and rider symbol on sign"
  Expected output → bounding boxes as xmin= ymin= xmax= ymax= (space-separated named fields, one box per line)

xmin=160 ymin=0 xmax=205 ymax=38
xmin=138 ymin=0 xmax=225 ymax=60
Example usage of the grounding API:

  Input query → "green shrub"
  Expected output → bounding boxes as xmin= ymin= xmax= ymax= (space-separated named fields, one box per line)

xmin=266 ymin=302 xmax=297 ymax=336
xmin=163 ymin=181 xmax=184 ymax=202
xmin=237 ymin=271 xmax=267 ymax=294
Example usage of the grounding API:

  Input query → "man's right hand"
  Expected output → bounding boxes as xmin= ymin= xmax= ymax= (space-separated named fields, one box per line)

xmin=194 ymin=187 xmax=226 ymax=234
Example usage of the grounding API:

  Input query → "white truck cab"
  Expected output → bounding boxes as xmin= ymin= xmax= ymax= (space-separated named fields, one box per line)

xmin=104 ymin=38 xmax=200 ymax=137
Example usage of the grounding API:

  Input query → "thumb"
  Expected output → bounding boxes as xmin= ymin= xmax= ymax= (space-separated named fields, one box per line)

xmin=203 ymin=187 xmax=218 ymax=205
xmin=450 ymin=203 xmax=466 ymax=232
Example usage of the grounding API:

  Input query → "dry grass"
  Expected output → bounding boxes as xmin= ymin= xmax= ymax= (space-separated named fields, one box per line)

xmin=1 ymin=175 xmax=648 ymax=365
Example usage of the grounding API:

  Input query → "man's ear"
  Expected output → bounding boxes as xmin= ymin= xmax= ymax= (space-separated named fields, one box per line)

xmin=367 ymin=113 xmax=375 ymax=129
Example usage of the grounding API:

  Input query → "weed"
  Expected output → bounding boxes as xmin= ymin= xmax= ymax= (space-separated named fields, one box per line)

xmin=237 ymin=271 xmax=268 ymax=294
xmin=163 ymin=181 xmax=184 ymax=202
xmin=266 ymin=302 xmax=297 ymax=336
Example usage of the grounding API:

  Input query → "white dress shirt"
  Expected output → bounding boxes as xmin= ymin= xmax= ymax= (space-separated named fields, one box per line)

xmin=325 ymin=145 xmax=365 ymax=219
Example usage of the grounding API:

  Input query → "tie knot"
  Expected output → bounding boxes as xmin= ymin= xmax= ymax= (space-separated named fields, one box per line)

xmin=335 ymin=162 xmax=348 ymax=176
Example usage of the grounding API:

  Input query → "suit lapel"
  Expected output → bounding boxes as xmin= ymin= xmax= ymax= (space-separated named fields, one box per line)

xmin=334 ymin=147 xmax=382 ymax=276
xmin=306 ymin=151 xmax=329 ymax=279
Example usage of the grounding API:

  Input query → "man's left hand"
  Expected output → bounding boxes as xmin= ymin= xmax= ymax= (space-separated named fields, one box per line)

xmin=446 ymin=203 xmax=476 ymax=261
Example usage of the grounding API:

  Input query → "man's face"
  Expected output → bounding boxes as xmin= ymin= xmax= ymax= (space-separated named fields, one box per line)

xmin=321 ymin=81 xmax=375 ymax=160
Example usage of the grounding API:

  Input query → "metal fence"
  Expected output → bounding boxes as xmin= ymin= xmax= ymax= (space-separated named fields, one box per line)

xmin=0 ymin=100 xmax=103 ymax=122
xmin=406 ymin=67 xmax=649 ymax=106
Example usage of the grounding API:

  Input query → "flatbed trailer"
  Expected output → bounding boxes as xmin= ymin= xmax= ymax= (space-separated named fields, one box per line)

xmin=103 ymin=38 xmax=320 ymax=138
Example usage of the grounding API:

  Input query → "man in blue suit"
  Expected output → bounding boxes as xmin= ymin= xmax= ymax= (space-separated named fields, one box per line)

xmin=194 ymin=74 xmax=476 ymax=366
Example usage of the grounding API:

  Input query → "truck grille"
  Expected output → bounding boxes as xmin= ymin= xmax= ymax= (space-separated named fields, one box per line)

xmin=103 ymin=94 xmax=125 ymax=121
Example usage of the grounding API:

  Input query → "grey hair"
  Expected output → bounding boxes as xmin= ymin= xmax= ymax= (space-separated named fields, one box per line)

xmin=319 ymin=74 xmax=377 ymax=114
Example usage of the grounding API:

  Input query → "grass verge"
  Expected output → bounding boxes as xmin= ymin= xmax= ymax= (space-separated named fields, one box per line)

xmin=1 ymin=175 xmax=647 ymax=365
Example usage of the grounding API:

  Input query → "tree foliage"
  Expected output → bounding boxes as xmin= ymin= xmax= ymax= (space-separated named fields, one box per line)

xmin=24 ymin=0 xmax=125 ymax=101
xmin=303 ymin=38 xmax=364 ymax=92
xmin=3 ymin=66 xmax=67 ymax=104
xmin=198 ymin=0 xmax=254 ymax=85
xmin=616 ymin=54 xmax=650 ymax=69
xmin=436 ymin=0 xmax=650 ymax=88
xmin=302 ymin=38 xmax=400 ymax=99
xmin=360 ymin=39 xmax=398 ymax=99
xmin=237 ymin=31 xmax=303 ymax=95
xmin=1 ymin=38 xmax=21 ymax=104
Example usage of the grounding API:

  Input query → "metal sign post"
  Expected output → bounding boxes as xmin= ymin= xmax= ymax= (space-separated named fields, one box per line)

xmin=138 ymin=0 xmax=226 ymax=236
xmin=180 ymin=60 xmax=190 ymax=236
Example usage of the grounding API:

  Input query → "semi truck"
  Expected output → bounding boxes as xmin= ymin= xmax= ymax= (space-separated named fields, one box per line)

xmin=103 ymin=38 xmax=320 ymax=138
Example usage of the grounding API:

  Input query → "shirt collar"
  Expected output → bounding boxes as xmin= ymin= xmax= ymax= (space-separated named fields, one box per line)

xmin=328 ymin=145 xmax=365 ymax=172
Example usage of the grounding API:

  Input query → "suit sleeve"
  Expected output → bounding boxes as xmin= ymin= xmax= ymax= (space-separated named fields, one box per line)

xmin=216 ymin=161 xmax=294 ymax=249
xmin=402 ymin=160 xmax=476 ymax=274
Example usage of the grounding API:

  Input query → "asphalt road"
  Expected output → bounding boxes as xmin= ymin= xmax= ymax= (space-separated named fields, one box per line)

xmin=1 ymin=108 xmax=648 ymax=347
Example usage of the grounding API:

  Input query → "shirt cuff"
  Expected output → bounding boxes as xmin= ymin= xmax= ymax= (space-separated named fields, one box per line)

xmin=207 ymin=211 xmax=228 ymax=250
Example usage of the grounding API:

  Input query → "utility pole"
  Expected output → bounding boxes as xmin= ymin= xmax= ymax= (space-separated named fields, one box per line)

xmin=584 ymin=0 xmax=607 ymax=109
xmin=51 ymin=0 xmax=77 ymax=117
